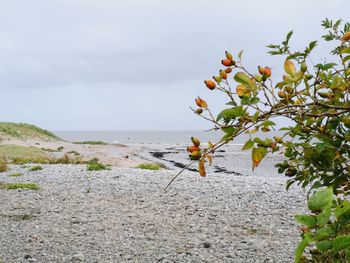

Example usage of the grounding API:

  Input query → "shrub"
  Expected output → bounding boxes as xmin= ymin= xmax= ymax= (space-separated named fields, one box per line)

xmin=136 ymin=163 xmax=160 ymax=170
xmin=87 ymin=159 xmax=111 ymax=171
xmin=29 ymin=165 xmax=43 ymax=171
xmin=178 ymin=19 xmax=350 ymax=262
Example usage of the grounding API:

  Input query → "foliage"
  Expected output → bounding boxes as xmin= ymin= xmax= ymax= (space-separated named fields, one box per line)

xmin=8 ymin=173 xmax=23 ymax=177
xmin=136 ymin=163 xmax=161 ymax=170
xmin=0 ymin=144 xmax=82 ymax=164
xmin=29 ymin=165 xmax=43 ymax=171
xmin=294 ymin=187 xmax=350 ymax=262
xmin=4 ymin=183 xmax=40 ymax=190
xmin=86 ymin=158 xmax=111 ymax=171
xmin=184 ymin=19 xmax=350 ymax=262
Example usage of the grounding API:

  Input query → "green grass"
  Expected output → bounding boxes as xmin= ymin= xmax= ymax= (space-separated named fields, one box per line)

xmin=0 ymin=144 xmax=50 ymax=164
xmin=87 ymin=159 xmax=111 ymax=171
xmin=29 ymin=165 xmax=43 ymax=171
xmin=74 ymin=141 xmax=108 ymax=145
xmin=9 ymin=173 xmax=23 ymax=177
xmin=4 ymin=183 xmax=40 ymax=190
xmin=0 ymin=122 xmax=60 ymax=140
xmin=0 ymin=145 xmax=80 ymax=164
xmin=136 ymin=163 xmax=161 ymax=170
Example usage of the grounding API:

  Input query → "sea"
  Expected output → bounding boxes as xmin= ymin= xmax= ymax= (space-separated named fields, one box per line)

xmin=54 ymin=130 xmax=285 ymax=145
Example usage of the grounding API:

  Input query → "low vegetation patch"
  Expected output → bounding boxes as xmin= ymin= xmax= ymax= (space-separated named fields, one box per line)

xmin=87 ymin=159 xmax=111 ymax=171
xmin=136 ymin=163 xmax=161 ymax=170
xmin=0 ymin=145 xmax=82 ymax=164
xmin=9 ymin=173 xmax=23 ymax=177
xmin=2 ymin=214 xmax=36 ymax=221
xmin=0 ymin=144 xmax=50 ymax=164
xmin=4 ymin=183 xmax=40 ymax=190
xmin=12 ymin=214 xmax=35 ymax=221
xmin=29 ymin=165 xmax=43 ymax=171
xmin=74 ymin=141 xmax=108 ymax=145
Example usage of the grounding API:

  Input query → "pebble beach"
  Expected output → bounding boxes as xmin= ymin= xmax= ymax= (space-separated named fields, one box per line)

xmin=0 ymin=144 xmax=308 ymax=263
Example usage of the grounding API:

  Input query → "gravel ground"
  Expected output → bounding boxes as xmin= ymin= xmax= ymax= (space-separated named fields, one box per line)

xmin=0 ymin=164 xmax=307 ymax=263
xmin=137 ymin=143 xmax=286 ymax=177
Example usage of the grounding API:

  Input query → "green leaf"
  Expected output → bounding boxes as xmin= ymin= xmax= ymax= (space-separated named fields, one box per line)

xmin=335 ymin=200 xmax=350 ymax=219
xmin=242 ymin=139 xmax=254 ymax=151
xmin=308 ymin=41 xmax=318 ymax=51
xmin=216 ymin=106 xmax=245 ymax=122
xmin=295 ymin=238 xmax=309 ymax=263
xmin=295 ymin=214 xmax=316 ymax=229
xmin=286 ymin=179 xmax=295 ymax=190
xmin=314 ymin=227 xmax=333 ymax=241
xmin=342 ymin=55 xmax=350 ymax=63
xmin=234 ymin=72 xmax=251 ymax=85
xmin=240 ymin=97 xmax=250 ymax=105
xmin=317 ymin=207 xmax=331 ymax=226
xmin=222 ymin=126 xmax=235 ymax=135
xmin=307 ymin=187 xmax=333 ymax=212
xmin=238 ymin=50 xmax=243 ymax=60
xmin=252 ymin=147 xmax=267 ymax=170
xmin=251 ymin=112 xmax=259 ymax=123
xmin=341 ymin=47 xmax=350 ymax=54
xmin=333 ymin=235 xmax=350 ymax=252
xmin=316 ymin=240 xmax=331 ymax=252
xmin=250 ymin=97 xmax=260 ymax=104
xmin=260 ymin=120 xmax=276 ymax=127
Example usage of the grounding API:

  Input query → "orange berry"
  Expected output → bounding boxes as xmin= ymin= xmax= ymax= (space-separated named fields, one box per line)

xmin=258 ymin=66 xmax=265 ymax=75
xmin=187 ymin=145 xmax=200 ymax=153
xmin=221 ymin=59 xmax=233 ymax=67
xmin=189 ymin=150 xmax=201 ymax=160
xmin=219 ymin=70 xmax=227 ymax=79
xmin=264 ymin=67 xmax=272 ymax=77
xmin=204 ymin=80 xmax=216 ymax=90
xmin=195 ymin=97 xmax=208 ymax=108
xmin=225 ymin=67 xmax=232 ymax=73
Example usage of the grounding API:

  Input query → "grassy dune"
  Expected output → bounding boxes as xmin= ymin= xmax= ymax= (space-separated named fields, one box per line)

xmin=0 ymin=123 xmax=65 ymax=164
xmin=0 ymin=122 xmax=60 ymax=140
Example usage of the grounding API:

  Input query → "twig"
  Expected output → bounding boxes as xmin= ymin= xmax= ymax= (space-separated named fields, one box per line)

xmin=163 ymin=160 xmax=196 ymax=191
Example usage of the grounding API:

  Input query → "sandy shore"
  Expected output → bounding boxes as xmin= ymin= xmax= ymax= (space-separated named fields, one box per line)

xmin=0 ymin=162 xmax=307 ymax=263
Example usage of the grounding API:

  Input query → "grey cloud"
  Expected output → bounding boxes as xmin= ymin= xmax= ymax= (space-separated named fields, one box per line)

xmin=0 ymin=0 xmax=348 ymax=129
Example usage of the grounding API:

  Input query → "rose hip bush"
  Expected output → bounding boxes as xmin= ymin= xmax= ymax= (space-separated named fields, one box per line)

xmin=183 ymin=19 xmax=350 ymax=262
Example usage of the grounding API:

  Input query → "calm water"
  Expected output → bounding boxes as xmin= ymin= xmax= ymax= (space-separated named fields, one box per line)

xmin=54 ymin=130 xmax=285 ymax=144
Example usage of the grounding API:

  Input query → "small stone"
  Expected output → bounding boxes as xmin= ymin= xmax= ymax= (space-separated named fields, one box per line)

xmin=203 ymin=242 xmax=211 ymax=248
xmin=72 ymin=253 xmax=85 ymax=261
xmin=24 ymin=254 xmax=32 ymax=259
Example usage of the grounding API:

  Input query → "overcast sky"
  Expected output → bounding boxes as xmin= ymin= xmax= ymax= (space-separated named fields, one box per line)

xmin=0 ymin=0 xmax=348 ymax=130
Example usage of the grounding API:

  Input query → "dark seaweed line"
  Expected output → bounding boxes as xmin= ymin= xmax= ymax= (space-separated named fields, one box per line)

xmin=149 ymin=151 xmax=244 ymax=176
